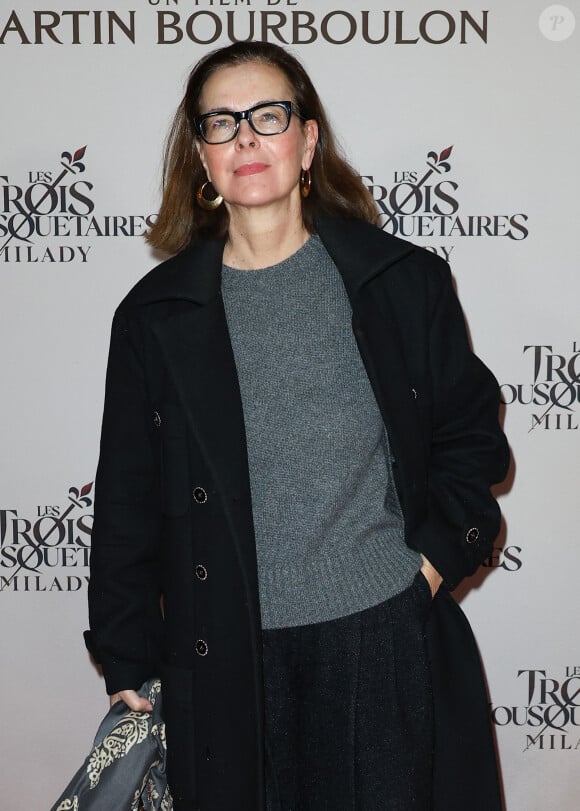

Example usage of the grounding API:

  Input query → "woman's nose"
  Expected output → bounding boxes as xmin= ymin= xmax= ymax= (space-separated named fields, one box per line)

xmin=235 ymin=119 xmax=258 ymax=148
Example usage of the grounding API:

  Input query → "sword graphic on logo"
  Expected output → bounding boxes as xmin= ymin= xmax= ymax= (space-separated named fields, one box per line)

xmin=0 ymin=147 xmax=87 ymax=252
xmin=528 ymin=384 xmax=577 ymax=432
xmin=379 ymin=145 xmax=453 ymax=229
xmin=523 ymin=700 xmax=574 ymax=751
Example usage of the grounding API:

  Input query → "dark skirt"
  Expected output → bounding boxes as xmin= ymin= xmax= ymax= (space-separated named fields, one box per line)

xmin=262 ymin=571 xmax=435 ymax=811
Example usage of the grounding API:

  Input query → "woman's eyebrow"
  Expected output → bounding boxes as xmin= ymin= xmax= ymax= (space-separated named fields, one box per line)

xmin=200 ymin=100 xmax=279 ymax=114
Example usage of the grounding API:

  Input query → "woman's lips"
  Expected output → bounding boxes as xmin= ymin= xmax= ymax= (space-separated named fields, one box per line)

xmin=234 ymin=162 xmax=269 ymax=176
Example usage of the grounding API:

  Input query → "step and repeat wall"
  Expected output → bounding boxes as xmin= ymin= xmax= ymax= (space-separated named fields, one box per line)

xmin=1 ymin=1 xmax=578 ymax=808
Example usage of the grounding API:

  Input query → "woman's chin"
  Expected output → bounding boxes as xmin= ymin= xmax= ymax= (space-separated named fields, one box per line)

xmin=226 ymin=188 xmax=300 ymax=213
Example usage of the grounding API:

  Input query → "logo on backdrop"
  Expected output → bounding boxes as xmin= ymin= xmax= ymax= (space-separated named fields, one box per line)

xmin=0 ymin=147 xmax=156 ymax=263
xmin=0 ymin=482 xmax=93 ymax=592
xmin=0 ymin=6 xmax=491 ymax=47
xmin=501 ymin=343 xmax=580 ymax=431
xmin=492 ymin=667 xmax=580 ymax=751
xmin=362 ymin=145 xmax=529 ymax=261
xmin=481 ymin=544 xmax=523 ymax=572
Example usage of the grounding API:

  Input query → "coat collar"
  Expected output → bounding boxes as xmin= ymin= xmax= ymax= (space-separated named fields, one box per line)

xmin=314 ymin=214 xmax=414 ymax=297
xmin=129 ymin=215 xmax=414 ymax=308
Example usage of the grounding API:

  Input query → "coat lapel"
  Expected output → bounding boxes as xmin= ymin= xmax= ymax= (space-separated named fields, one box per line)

xmin=152 ymin=298 xmax=252 ymax=502
xmin=140 ymin=239 xmax=251 ymax=502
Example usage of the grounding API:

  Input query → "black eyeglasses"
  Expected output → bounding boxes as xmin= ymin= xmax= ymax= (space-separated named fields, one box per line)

xmin=194 ymin=101 xmax=303 ymax=145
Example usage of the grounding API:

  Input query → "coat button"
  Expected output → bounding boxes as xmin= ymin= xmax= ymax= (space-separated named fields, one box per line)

xmin=195 ymin=564 xmax=208 ymax=581
xmin=466 ymin=527 xmax=480 ymax=544
xmin=153 ymin=410 xmax=161 ymax=428
xmin=195 ymin=639 xmax=208 ymax=656
xmin=193 ymin=486 xmax=208 ymax=504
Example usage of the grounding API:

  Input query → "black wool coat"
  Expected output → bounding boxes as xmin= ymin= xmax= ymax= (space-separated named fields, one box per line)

xmin=86 ymin=215 xmax=510 ymax=811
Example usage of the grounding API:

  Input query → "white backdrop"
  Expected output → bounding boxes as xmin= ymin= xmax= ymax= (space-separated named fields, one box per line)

xmin=1 ymin=1 xmax=578 ymax=808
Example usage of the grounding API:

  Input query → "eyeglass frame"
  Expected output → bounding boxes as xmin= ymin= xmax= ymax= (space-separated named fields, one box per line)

xmin=194 ymin=100 xmax=305 ymax=145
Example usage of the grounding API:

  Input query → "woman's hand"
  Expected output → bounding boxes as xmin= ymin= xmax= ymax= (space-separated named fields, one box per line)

xmin=420 ymin=554 xmax=443 ymax=598
xmin=109 ymin=689 xmax=153 ymax=712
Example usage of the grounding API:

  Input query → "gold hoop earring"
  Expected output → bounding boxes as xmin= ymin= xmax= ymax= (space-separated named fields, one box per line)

xmin=196 ymin=181 xmax=223 ymax=211
xmin=300 ymin=169 xmax=312 ymax=199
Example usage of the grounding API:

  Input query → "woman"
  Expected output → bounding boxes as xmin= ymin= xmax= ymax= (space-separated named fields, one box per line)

xmin=85 ymin=41 xmax=509 ymax=810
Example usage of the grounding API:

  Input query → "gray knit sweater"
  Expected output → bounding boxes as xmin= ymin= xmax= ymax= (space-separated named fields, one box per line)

xmin=221 ymin=236 xmax=420 ymax=629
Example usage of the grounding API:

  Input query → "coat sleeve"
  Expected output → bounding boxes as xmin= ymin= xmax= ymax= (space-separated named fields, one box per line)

xmin=84 ymin=307 xmax=164 ymax=695
xmin=408 ymin=258 xmax=510 ymax=589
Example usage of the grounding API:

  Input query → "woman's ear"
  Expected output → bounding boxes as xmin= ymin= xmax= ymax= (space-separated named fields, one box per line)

xmin=302 ymin=119 xmax=319 ymax=171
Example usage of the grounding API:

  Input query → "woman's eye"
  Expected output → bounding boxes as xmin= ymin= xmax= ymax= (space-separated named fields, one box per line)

xmin=257 ymin=111 xmax=281 ymax=124
xmin=210 ymin=117 xmax=233 ymax=131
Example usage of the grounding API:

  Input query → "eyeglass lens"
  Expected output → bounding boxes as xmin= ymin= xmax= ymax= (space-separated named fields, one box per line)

xmin=200 ymin=103 xmax=290 ymax=143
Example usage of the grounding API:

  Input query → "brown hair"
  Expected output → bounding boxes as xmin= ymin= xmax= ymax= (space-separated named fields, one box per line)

xmin=147 ymin=41 xmax=377 ymax=254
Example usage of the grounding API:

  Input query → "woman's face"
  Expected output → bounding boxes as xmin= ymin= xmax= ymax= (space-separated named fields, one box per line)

xmin=196 ymin=61 xmax=318 ymax=215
